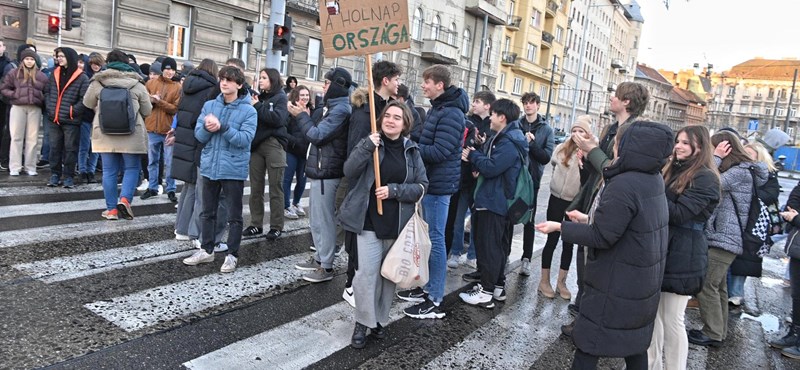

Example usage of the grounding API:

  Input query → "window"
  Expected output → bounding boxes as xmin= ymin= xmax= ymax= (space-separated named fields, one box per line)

xmin=448 ymin=23 xmax=457 ymax=45
xmin=778 ymin=107 xmax=785 ymax=116
xmin=306 ymin=38 xmax=321 ymax=80
xmin=504 ymin=37 xmax=511 ymax=53
xmin=462 ymin=29 xmax=471 ymax=57
xmin=739 ymin=105 xmax=748 ymax=113
xmin=508 ymin=1 xmax=516 ymax=23
xmin=498 ymin=73 xmax=506 ymax=91
xmin=431 ymin=15 xmax=440 ymax=40
xmin=765 ymin=106 xmax=772 ymax=115
xmin=539 ymin=85 xmax=548 ymax=99
xmin=555 ymin=27 xmax=564 ymax=43
xmin=413 ymin=8 xmax=423 ymax=40
xmin=353 ymin=57 xmax=366 ymax=86
xmin=231 ymin=41 xmax=248 ymax=68
xmin=3 ymin=15 xmax=20 ymax=28
xmin=231 ymin=18 xmax=249 ymax=67
xmin=513 ymin=77 xmax=523 ymax=94
xmin=168 ymin=2 xmax=192 ymax=59
xmin=529 ymin=81 xmax=534 ymax=93
xmin=791 ymin=108 xmax=797 ymax=117
xmin=530 ymin=9 xmax=541 ymax=28
xmin=485 ymin=38 xmax=493 ymax=65
xmin=728 ymin=86 xmax=735 ymax=96
xmin=526 ymin=43 xmax=536 ymax=61
xmin=751 ymin=106 xmax=760 ymax=115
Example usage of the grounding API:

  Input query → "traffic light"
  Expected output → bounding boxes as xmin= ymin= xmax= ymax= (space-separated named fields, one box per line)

xmin=48 ymin=15 xmax=60 ymax=35
xmin=246 ymin=23 xmax=266 ymax=53
xmin=272 ymin=24 xmax=291 ymax=55
xmin=65 ymin=0 xmax=81 ymax=30
xmin=282 ymin=15 xmax=293 ymax=56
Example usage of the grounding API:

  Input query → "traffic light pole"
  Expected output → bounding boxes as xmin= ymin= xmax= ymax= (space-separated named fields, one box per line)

xmin=265 ymin=0 xmax=285 ymax=70
xmin=57 ymin=0 xmax=63 ymax=47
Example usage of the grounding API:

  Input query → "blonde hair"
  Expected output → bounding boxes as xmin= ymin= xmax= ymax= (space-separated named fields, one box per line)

xmin=16 ymin=57 xmax=39 ymax=85
xmin=745 ymin=142 xmax=777 ymax=172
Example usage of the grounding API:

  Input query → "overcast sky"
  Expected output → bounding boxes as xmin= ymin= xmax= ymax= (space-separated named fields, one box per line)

xmin=636 ymin=0 xmax=800 ymax=72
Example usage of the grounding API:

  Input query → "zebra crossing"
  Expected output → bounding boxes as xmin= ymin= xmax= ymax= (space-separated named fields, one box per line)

xmin=0 ymin=177 xmax=791 ymax=370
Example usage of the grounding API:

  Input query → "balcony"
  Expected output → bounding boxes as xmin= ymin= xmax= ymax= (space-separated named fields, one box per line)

xmin=465 ymin=0 xmax=508 ymax=26
xmin=610 ymin=59 xmax=624 ymax=69
xmin=541 ymin=32 xmax=554 ymax=48
xmin=512 ymin=57 xmax=547 ymax=79
xmin=755 ymin=94 xmax=763 ymax=100
xmin=501 ymin=52 xmax=518 ymax=66
xmin=741 ymin=95 xmax=751 ymax=100
xmin=545 ymin=1 xmax=558 ymax=18
xmin=506 ymin=16 xmax=522 ymax=31
xmin=607 ymin=83 xmax=616 ymax=92
xmin=421 ymin=34 xmax=459 ymax=65
xmin=286 ymin=0 xmax=318 ymax=16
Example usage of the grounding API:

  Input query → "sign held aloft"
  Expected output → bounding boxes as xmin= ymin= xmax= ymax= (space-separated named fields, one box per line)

xmin=320 ymin=0 xmax=411 ymax=57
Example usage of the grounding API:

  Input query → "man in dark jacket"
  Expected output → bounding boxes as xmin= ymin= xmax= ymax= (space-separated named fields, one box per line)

xmin=518 ymin=92 xmax=554 ymax=276
xmin=45 ymin=47 xmax=90 ymax=188
xmin=536 ymin=121 xmax=674 ymax=368
xmin=243 ymin=68 xmax=289 ymax=241
xmin=460 ymin=98 xmax=526 ymax=308
xmin=288 ymin=67 xmax=353 ymax=284
xmin=394 ymin=83 xmax=422 ymax=142
xmin=0 ymin=38 xmax=10 ymax=171
xmin=446 ymin=91 xmax=495 ymax=269
xmin=398 ymin=65 xmax=468 ymax=320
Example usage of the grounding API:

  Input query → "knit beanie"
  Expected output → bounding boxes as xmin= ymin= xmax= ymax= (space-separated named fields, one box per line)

xmin=20 ymin=49 xmax=37 ymax=63
xmin=161 ymin=57 xmax=177 ymax=72
xmin=571 ymin=115 xmax=592 ymax=134
xmin=149 ymin=61 xmax=162 ymax=75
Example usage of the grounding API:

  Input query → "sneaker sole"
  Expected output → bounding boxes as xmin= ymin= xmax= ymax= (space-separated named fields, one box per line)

xmin=493 ymin=295 xmax=506 ymax=302
xmin=117 ymin=203 xmax=134 ymax=220
xmin=183 ymin=257 xmax=215 ymax=266
xmin=220 ymin=267 xmax=236 ymax=273
xmin=396 ymin=294 xmax=426 ymax=303
xmin=782 ymin=350 xmax=800 ymax=359
xmin=462 ymin=277 xmax=481 ymax=283
xmin=403 ymin=311 xmax=446 ymax=319
xmin=242 ymin=234 xmax=264 ymax=240
xmin=303 ymin=275 xmax=334 ymax=283
xmin=295 ymin=264 xmax=320 ymax=271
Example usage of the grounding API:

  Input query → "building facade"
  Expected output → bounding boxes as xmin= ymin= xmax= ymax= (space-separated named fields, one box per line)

xmin=634 ymin=63 xmax=671 ymax=123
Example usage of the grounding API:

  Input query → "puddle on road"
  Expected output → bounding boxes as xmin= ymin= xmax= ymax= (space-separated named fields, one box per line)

xmin=742 ymin=312 xmax=781 ymax=333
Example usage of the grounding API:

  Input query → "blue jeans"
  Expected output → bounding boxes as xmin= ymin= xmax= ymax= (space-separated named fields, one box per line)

xmin=422 ymin=193 xmax=450 ymax=303
xmin=78 ymin=121 xmax=99 ymax=173
xmin=283 ymin=152 xmax=307 ymax=208
xmin=449 ymin=190 xmax=476 ymax=260
xmin=101 ymin=153 xmax=141 ymax=210
xmin=147 ymin=132 xmax=175 ymax=193
xmin=727 ymin=269 xmax=746 ymax=299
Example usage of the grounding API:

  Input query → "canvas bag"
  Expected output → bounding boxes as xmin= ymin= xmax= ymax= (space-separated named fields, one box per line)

xmin=381 ymin=189 xmax=431 ymax=289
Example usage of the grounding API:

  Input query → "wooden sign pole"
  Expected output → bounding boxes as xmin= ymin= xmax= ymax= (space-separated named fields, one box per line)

xmin=365 ymin=54 xmax=383 ymax=215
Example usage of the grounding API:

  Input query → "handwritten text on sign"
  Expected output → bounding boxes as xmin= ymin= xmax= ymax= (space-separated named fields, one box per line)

xmin=319 ymin=0 xmax=411 ymax=57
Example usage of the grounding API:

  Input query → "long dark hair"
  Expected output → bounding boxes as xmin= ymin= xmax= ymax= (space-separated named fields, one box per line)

xmin=663 ymin=125 xmax=719 ymax=194
xmin=196 ymin=58 xmax=218 ymax=77
xmin=260 ymin=68 xmax=283 ymax=94
xmin=711 ymin=131 xmax=752 ymax=173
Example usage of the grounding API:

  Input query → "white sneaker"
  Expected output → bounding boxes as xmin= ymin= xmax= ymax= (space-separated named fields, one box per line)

xmin=214 ymin=243 xmax=229 ymax=253
xmin=343 ymin=286 xmax=356 ymax=308
xmin=520 ymin=258 xmax=531 ymax=276
xmin=447 ymin=255 xmax=460 ymax=269
xmin=465 ymin=258 xmax=477 ymax=269
xmin=137 ymin=179 xmax=149 ymax=191
xmin=728 ymin=296 xmax=743 ymax=306
xmin=309 ymin=245 xmax=316 ymax=251
xmin=191 ymin=239 xmax=201 ymax=249
xmin=284 ymin=208 xmax=299 ymax=220
xmin=183 ymin=250 xmax=214 ymax=265
xmin=9 ymin=171 xmax=19 ymax=176
xmin=336 ymin=245 xmax=344 ymax=257
xmin=158 ymin=184 xmax=164 ymax=195
xmin=175 ymin=231 xmax=190 ymax=241
xmin=293 ymin=204 xmax=306 ymax=217
xmin=221 ymin=255 xmax=237 ymax=273
xmin=459 ymin=284 xmax=495 ymax=308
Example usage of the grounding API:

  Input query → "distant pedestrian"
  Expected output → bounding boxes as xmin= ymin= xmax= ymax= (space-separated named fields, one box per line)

xmin=142 ymin=57 xmax=181 ymax=202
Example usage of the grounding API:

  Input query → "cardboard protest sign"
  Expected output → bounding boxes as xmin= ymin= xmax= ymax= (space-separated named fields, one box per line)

xmin=319 ymin=0 xmax=411 ymax=57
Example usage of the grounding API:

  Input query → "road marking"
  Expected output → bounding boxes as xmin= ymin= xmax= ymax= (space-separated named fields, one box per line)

xmin=11 ymin=215 xmax=311 ymax=283
xmin=84 ymin=250 xmax=344 ymax=333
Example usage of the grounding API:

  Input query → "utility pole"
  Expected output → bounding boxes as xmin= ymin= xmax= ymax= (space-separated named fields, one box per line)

xmin=784 ymin=68 xmax=798 ymax=131
xmin=586 ymin=74 xmax=594 ymax=114
xmin=265 ymin=0 xmax=286 ymax=69
xmin=569 ymin=0 xmax=592 ymax=122
xmin=545 ymin=55 xmax=557 ymax=123
xmin=474 ymin=14 xmax=489 ymax=94
xmin=57 ymin=0 xmax=63 ymax=47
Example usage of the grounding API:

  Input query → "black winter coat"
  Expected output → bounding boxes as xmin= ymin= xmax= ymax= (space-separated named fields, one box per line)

xmin=252 ymin=90 xmax=289 ymax=150
xmin=560 ymin=121 xmax=673 ymax=358
xmin=519 ymin=114 xmax=554 ymax=188
xmin=44 ymin=48 xmax=89 ymax=126
xmin=298 ymin=95 xmax=351 ymax=180
xmin=171 ymin=69 xmax=220 ymax=184
xmin=731 ymin=170 xmax=780 ymax=277
xmin=662 ymin=166 xmax=720 ymax=295
xmin=417 ymin=86 xmax=468 ymax=195
xmin=286 ymin=104 xmax=312 ymax=158
xmin=347 ymin=88 xmax=391 ymax=155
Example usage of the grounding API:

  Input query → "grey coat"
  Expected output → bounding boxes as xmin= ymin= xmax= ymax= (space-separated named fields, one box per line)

xmin=338 ymin=136 xmax=428 ymax=235
xmin=705 ymin=158 xmax=768 ymax=255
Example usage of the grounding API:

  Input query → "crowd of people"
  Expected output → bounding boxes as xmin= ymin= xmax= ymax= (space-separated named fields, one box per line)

xmin=2 ymin=36 xmax=800 ymax=369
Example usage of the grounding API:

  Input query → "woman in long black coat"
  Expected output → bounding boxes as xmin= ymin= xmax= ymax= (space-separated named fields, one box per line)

xmin=537 ymin=121 xmax=674 ymax=369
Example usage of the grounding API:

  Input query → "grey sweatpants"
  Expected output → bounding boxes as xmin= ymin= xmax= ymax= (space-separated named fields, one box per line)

xmin=354 ymin=231 xmax=396 ymax=327
xmin=310 ymin=178 xmax=341 ymax=268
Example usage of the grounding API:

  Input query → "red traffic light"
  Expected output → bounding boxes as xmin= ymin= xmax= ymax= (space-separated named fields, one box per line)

xmin=276 ymin=26 xmax=285 ymax=37
xmin=48 ymin=15 xmax=60 ymax=35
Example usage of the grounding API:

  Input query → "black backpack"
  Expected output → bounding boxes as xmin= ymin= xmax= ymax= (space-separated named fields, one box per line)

xmin=98 ymin=82 xmax=137 ymax=135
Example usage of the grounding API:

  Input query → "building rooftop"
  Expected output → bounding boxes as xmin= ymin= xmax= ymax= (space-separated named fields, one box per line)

xmin=636 ymin=64 xmax=672 ymax=86
xmin=671 ymin=86 xmax=705 ymax=106
xmin=728 ymin=58 xmax=800 ymax=80
xmin=623 ymin=0 xmax=645 ymax=23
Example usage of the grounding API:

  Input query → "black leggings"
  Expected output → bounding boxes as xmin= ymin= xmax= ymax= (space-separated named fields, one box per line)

xmin=572 ymin=348 xmax=647 ymax=370
xmin=541 ymin=194 xmax=574 ymax=270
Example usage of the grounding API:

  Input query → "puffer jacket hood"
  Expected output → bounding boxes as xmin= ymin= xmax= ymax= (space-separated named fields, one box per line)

xmin=182 ymin=68 xmax=217 ymax=95
xmin=54 ymin=47 xmax=80 ymax=79
xmin=432 ymin=85 xmax=469 ymax=112
xmin=604 ymin=121 xmax=674 ymax=180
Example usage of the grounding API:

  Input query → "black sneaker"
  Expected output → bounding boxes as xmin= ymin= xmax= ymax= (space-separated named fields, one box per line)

xmin=0 ymin=163 xmax=7 ymax=172
xmin=36 ymin=160 xmax=49 ymax=169
xmin=140 ymin=189 xmax=158 ymax=200
xmin=265 ymin=229 xmax=282 ymax=240
xmin=86 ymin=172 xmax=96 ymax=184
xmin=242 ymin=226 xmax=263 ymax=238
xmin=568 ymin=304 xmax=579 ymax=317
xmin=168 ymin=191 xmax=178 ymax=203
xmin=396 ymin=287 xmax=427 ymax=303
xmin=462 ymin=271 xmax=481 ymax=283
xmin=403 ymin=298 xmax=446 ymax=319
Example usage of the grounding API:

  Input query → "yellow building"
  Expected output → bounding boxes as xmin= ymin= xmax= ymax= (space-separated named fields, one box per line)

xmin=496 ymin=0 xmax=571 ymax=110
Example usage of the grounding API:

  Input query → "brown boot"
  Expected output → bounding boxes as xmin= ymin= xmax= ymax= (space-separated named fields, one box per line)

xmin=538 ymin=269 xmax=555 ymax=298
xmin=556 ymin=269 xmax=571 ymax=301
